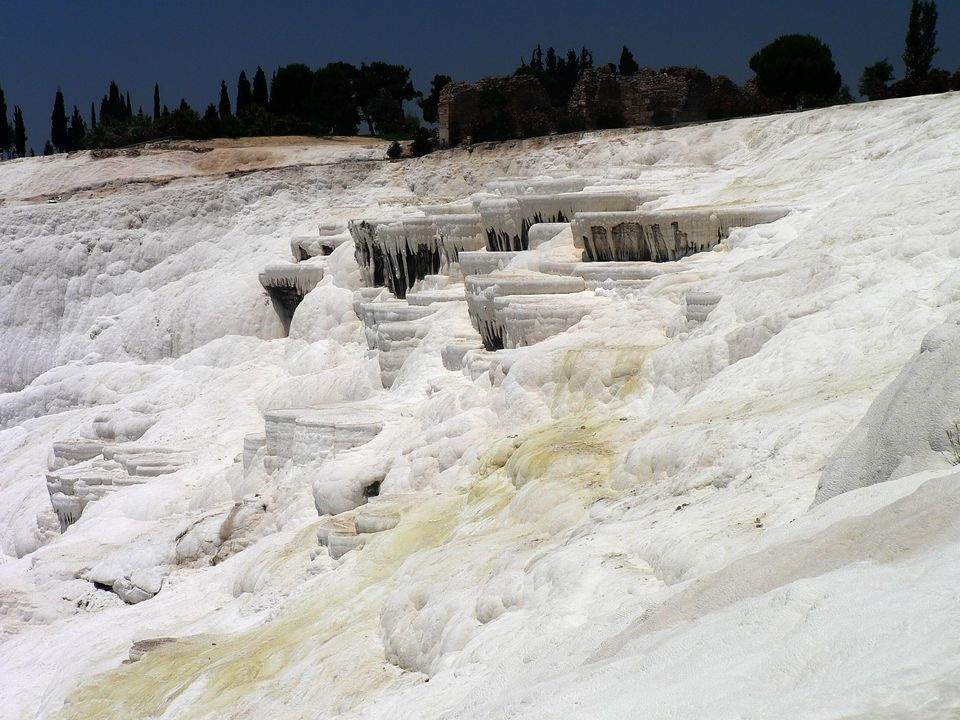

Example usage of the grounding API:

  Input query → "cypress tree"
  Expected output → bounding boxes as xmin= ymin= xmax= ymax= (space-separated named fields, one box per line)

xmin=0 ymin=85 xmax=10 ymax=155
xmin=125 ymin=91 xmax=133 ymax=118
xmin=252 ymin=66 xmax=268 ymax=108
xmin=13 ymin=106 xmax=26 ymax=157
xmin=579 ymin=47 xmax=593 ymax=70
xmin=618 ymin=46 xmax=639 ymax=75
xmin=418 ymin=74 xmax=451 ymax=125
xmin=51 ymin=89 xmax=68 ymax=152
xmin=104 ymin=82 xmax=122 ymax=123
xmin=530 ymin=45 xmax=544 ymax=70
xmin=903 ymin=0 xmax=939 ymax=79
xmin=203 ymin=103 xmax=220 ymax=138
xmin=236 ymin=70 xmax=252 ymax=115
xmin=67 ymin=105 xmax=86 ymax=151
xmin=153 ymin=83 xmax=161 ymax=121
xmin=90 ymin=102 xmax=97 ymax=130
xmin=43 ymin=140 xmax=54 ymax=156
xmin=218 ymin=80 xmax=231 ymax=119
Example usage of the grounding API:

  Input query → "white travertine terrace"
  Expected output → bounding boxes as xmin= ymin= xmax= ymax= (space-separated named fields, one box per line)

xmin=128 ymin=637 xmax=177 ymax=663
xmin=419 ymin=200 xmax=476 ymax=215
xmin=375 ymin=319 xmax=433 ymax=387
xmin=291 ymin=222 xmax=352 ymax=261
xmin=478 ymin=191 xmax=658 ymax=252
xmin=259 ymin=260 xmax=326 ymax=334
xmin=352 ymin=286 xmax=391 ymax=317
xmin=528 ymin=222 xmax=571 ymax=249
xmin=315 ymin=498 xmax=402 ymax=560
xmin=258 ymin=261 xmax=325 ymax=297
xmin=46 ymin=461 xmax=125 ymax=531
xmin=459 ymin=250 xmax=523 ymax=276
xmin=45 ymin=438 xmax=188 ymax=534
xmin=358 ymin=301 xmax=437 ymax=350
xmin=539 ymin=259 xmax=680 ymax=285
xmin=292 ymin=408 xmax=384 ymax=465
xmin=9 ymin=94 xmax=958 ymax=720
xmin=92 ymin=408 xmax=156 ymax=442
xmin=685 ymin=291 xmax=723 ymax=323
xmin=497 ymin=293 xmax=611 ymax=349
xmin=49 ymin=440 xmax=105 ymax=470
xmin=484 ymin=176 xmax=600 ymax=196
xmin=432 ymin=213 xmax=485 ymax=278
xmin=261 ymin=405 xmax=386 ymax=468
xmin=375 ymin=219 xmax=443 ymax=298
xmin=353 ymin=504 xmax=400 ymax=534
xmin=359 ymin=300 xmax=442 ymax=386
xmin=263 ymin=408 xmax=309 ymax=463
xmin=465 ymin=273 xmax=587 ymax=350
xmin=573 ymin=206 xmax=791 ymax=262
xmin=405 ymin=286 xmax=467 ymax=306
xmin=350 ymin=217 xmax=459 ymax=299
xmin=441 ymin=341 xmax=484 ymax=371
xmin=243 ymin=433 xmax=266 ymax=471
xmin=348 ymin=218 xmax=391 ymax=288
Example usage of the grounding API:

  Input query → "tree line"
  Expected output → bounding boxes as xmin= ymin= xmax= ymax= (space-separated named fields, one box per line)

xmin=0 ymin=60 xmax=454 ymax=157
xmin=859 ymin=0 xmax=958 ymax=100
xmin=0 ymin=0 xmax=956 ymax=158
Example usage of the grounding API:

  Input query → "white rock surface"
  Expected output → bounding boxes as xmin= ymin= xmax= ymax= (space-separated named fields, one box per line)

xmin=3 ymin=99 xmax=960 ymax=720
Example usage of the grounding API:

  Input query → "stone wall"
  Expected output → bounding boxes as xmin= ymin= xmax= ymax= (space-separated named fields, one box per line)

xmin=439 ymin=75 xmax=553 ymax=147
xmin=569 ymin=66 xmax=715 ymax=129
xmin=439 ymin=67 xmax=773 ymax=145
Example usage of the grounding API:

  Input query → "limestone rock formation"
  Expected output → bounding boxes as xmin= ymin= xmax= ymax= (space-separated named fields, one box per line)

xmin=815 ymin=319 xmax=960 ymax=504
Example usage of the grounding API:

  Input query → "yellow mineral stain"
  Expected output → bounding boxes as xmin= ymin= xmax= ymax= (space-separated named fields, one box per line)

xmin=58 ymin=401 xmax=630 ymax=719
xmin=56 ymin=493 xmax=463 ymax=720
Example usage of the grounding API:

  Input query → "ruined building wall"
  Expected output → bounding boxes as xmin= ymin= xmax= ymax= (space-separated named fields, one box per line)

xmin=439 ymin=76 xmax=553 ymax=147
xmin=440 ymin=67 xmax=764 ymax=144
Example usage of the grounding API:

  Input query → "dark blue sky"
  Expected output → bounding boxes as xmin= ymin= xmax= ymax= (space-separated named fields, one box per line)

xmin=1 ymin=0 xmax=957 ymax=152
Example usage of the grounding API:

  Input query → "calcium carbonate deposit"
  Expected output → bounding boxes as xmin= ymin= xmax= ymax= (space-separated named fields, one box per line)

xmin=3 ymin=95 xmax=960 ymax=719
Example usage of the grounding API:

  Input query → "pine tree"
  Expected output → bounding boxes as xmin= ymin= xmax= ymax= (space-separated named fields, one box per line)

xmin=13 ymin=106 xmax=26 ymax=157
xmin=252 ymin=66 xmax=268 ymax=108
xmin=90 ymin=102 xmax=97 ymax=130
xmin=904 ymin=0 xmax=939 ymax=79
xmin=125 ymin=91 xmax=132 ymax=118
xmin=51 ymin=89 xmax=68 ymax=152
xmin=43 ymin=140 xmax=54 ymax=156
xmin=218 ymin=80 xmax=231 ymax=119
xmin=859 ymin=59 xmax=894 ymax=100
xmin=236 ymin=70 xmax=252 ymax=115
xmin=0 ymin=85 xmax=10 ymax=156
xmin=153 ymin=83 xmax=161 ymax=121
xmin=619 ymin=46 xmax=639 ymax=75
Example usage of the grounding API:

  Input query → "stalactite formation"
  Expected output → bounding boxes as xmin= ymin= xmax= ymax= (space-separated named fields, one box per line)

xmin=574 ymin=207 xmax=790 ymax=262
xmin=259 ymin=262 xmax=324 ymax=334
xmin=479 ymin=192 xmax=654 ymax=251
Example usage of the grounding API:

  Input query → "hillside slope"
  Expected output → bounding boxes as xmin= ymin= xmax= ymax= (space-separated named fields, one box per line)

xmin=2 ymin=95 xmax=960 ymax=719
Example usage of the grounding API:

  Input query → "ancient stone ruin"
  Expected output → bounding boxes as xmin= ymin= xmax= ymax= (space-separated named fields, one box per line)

xmin=440 ymin=66 xmax=782 ymax=145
